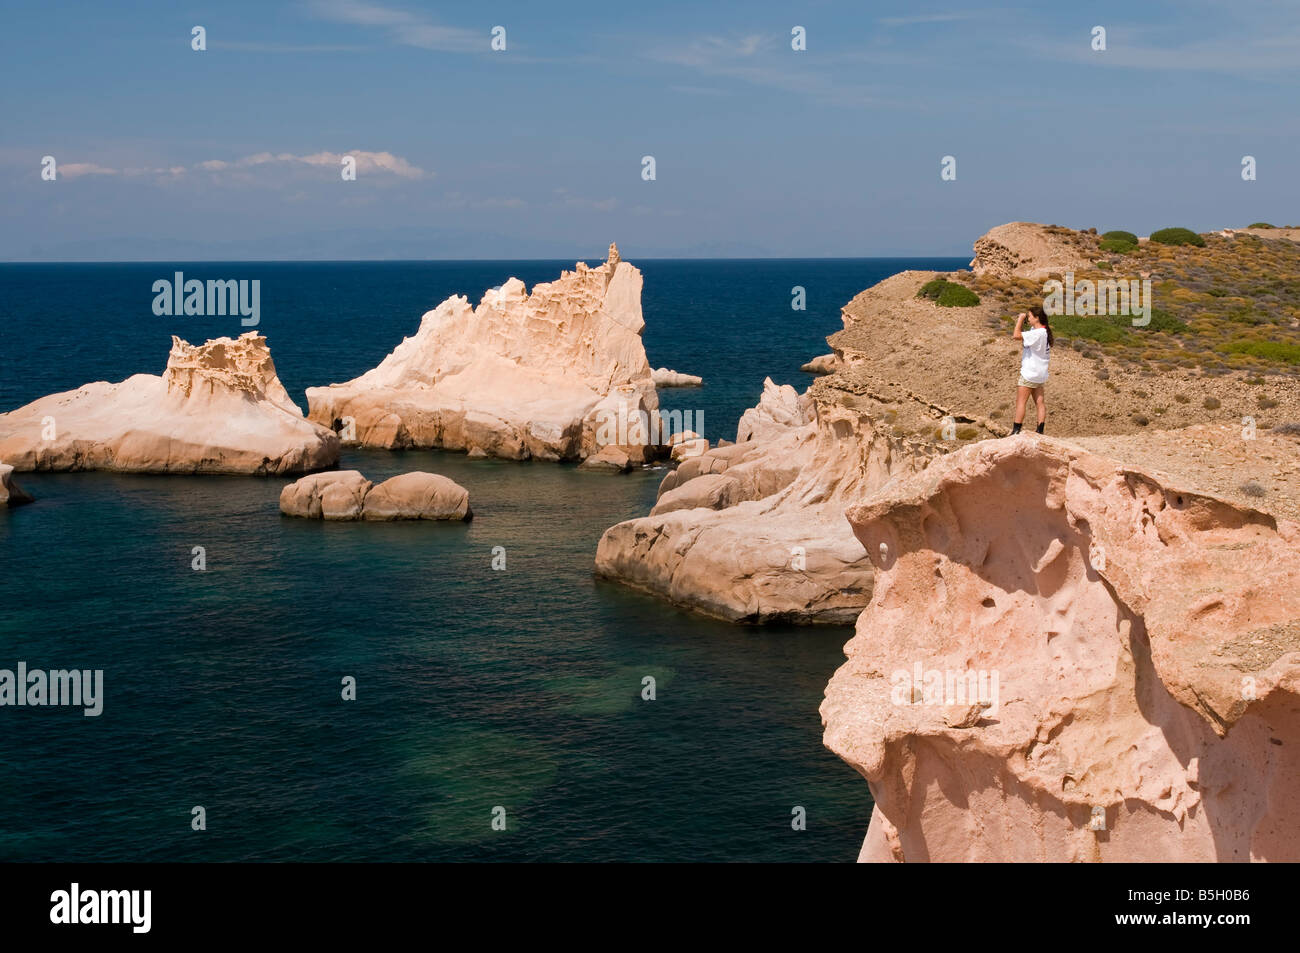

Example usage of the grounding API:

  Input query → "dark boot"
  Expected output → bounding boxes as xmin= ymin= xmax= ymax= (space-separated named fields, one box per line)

xmin=1011 ymin=422 xmax=1023 ymax=435
xmin=1035 ymin=422 xmax=1044 ymax=434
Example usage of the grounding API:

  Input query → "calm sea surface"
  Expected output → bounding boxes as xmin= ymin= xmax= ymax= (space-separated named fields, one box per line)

xmin=0 ymin=257 xmax=964 ymax=861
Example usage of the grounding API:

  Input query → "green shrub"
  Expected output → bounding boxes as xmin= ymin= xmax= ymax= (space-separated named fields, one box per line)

xmin=1150 ymin=227 xmax=1206 ymax=247
xmin=1258 ymin=396 xmax=1279 ymax=409
xmin=937 ymin=283 xmax=980 ymax=307
xmin=917 ymin=278 xmax=949 ymax=300
xmin=1054 ymin=314 xmax=1129 ymax=344
xmin=1099 ymin=230 xmax=1139 ymax=254
xmin=1247 ymin=223 xmax=1274 ymax=229
xmin=1203 ymin=396 xmax=1222 ymax=410
xmin=1099 ymin=237 xmax=1136 ymax=253
xmin=918 ymin=278 xmax=979 ymax=307
xmin=1144 ymin=308 xmax=1189 ymax=333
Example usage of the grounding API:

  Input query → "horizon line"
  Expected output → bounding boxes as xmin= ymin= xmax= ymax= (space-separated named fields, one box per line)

xmin=0 ymin=253 xmax=974 ymax=266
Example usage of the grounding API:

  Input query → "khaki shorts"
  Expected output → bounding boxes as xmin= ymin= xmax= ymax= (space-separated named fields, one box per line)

xmin=1018 ymin=376 xmax=1046 ymax=389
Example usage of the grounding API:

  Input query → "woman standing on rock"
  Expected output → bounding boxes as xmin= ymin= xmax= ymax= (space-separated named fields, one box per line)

xmin=1011 ymin=306 xmax=1052 ymax=434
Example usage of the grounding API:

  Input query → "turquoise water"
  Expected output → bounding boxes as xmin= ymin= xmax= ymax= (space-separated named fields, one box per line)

xmin=0 ymin=257 xmax=964 ymax=861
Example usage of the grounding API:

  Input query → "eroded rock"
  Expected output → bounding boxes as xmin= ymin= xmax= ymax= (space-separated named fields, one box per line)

xmin=595 ymin=381 xmax=936 ymax=623
xmin=280 ymin=470 xmax=471 ymax=521
xmin=306 ymin=244 xmax=660 ymax=462
xmin=821 ymin=436 xmax=1300 ymax=862
xmin=0 ymin=463 xmax=34 ymax=507
xmin=0 ymin=333 xmax=339 ymax=475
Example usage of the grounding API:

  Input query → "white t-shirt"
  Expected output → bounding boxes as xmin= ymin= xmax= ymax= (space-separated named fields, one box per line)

xmin=1020 ymin=326 xmax=1050 ymax=383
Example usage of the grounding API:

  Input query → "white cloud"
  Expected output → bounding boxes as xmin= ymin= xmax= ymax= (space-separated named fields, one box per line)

xmin=647 ymin=33 xmax=878 ymax=106
xmin=50 ymin=151 xmax=425 ymax=183
xmin=306 ymin=0 xmax=485 ymax=52
xmin=59 ymin=163 xmax=118 ymax=178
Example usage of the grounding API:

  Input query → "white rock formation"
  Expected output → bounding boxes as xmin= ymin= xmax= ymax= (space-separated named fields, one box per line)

xmin=653 ymin=368 xmax=703 ymax=387
xmin=0 ymin=333 xmax=339 ymax=475
xmin=280 ymin=470 xmax=471 ymax=521
xmin=306 ymin=243 xmax=661 ymax=462
xmin=595 ymin=379 xmax=936 ymax=623
xmin=0 ymin=463 xmax=33 ymax=507
xmin=800 ymin=353 xmax=842 ymax=376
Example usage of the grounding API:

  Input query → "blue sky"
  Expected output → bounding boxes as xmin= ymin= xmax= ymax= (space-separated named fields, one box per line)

xmin=2 ymin=0 xmax=1298 ymax=259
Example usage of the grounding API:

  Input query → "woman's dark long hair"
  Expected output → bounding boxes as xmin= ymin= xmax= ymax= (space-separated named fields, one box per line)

xmin=1029 ymin=305 xmax=1054 ymax=349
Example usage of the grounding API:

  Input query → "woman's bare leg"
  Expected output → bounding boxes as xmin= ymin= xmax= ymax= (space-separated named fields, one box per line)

xmin=1014 ymin=385 xmax=1031 ymax=426
xmin=1033 ymin=388 xmax=1046 ymax=425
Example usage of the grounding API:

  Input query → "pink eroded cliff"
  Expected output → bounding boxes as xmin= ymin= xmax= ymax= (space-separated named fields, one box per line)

xmin=0 ymin=332 xmax=339 ymax=474
xmin=821 ymin=435 xmax=1300 ymax=861
xmin=305 ymin=243 xmax=659 ymax=461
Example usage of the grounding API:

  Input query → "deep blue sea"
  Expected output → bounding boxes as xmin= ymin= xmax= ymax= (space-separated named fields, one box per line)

xmin=0 ymin=257 xmax=965 ymax=861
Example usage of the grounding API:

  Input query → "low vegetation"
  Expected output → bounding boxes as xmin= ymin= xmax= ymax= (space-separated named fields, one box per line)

xmin=1150 ymin=227 xmax=1207 ymax=248
xmin=959 ymin=228 xmax=1300 ymax=374
xmin=917 ymin=278 xmax=980 ymax=307
xmin=1099 ymin=230 xmax=1139 ymax=253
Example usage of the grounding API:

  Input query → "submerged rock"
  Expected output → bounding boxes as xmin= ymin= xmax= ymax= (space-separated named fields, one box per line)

xmin=279 ymin=470 xmax=471 ymax=522
xmin=0 ymin=333 xmax=339 ymax=475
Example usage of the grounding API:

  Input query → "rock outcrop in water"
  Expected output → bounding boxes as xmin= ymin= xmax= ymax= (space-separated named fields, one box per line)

xmin=821 ymin=435 xmax=1300 ymax=862
xmin=652 ymin=368 xmax=703 ymax=387
xmin=306 ymin=243 xmax=662 ymax=462
xmin=280 ymin=470 xmax=471 ymax=521
xmin=0 ymin=333 xmax=339 ymax=475
xmin=595 ymin=378 xmax=940 ymax=623
xmin=0 ymin=464 xmax=33 ymax=507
